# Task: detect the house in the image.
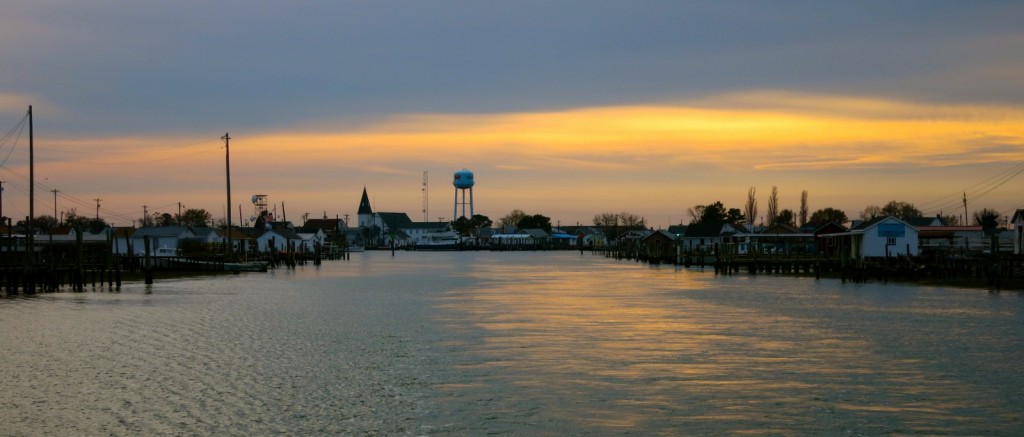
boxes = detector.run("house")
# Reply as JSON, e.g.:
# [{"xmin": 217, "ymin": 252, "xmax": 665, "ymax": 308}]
[
  {"xmin": 255, "ymin": 228, "xmax": 302, "ymax": 253},
  {"xmin": 1012, "ymin": 209, "xmax": 1024, "ymax": 255},
  {"xmin": 678, "ymin": 222, "xmax": 724, "ymax": 253},
  {"xmin": 189, "ymin": 226, "xmax": 222, "ymax": 244},
  {"xmin": 741, "ymin": 223, "xmax": 815, "ymax": 255},
  {"xmin": 295, "ymin": 228, "xmax": 326, "ymax": 253},
  {"xmin": 827, "ymin": 216, "xmax": 919, "ymax": 258},
  {"xmin": 571, "ymin": 227, "xmax": 608, "ymax": 248},
  {"xmin": 917, "ymin": 225, "xmax": 985, "ymax": 253},
  {"xmin": 640, "ymin": 230, "xmax": 677, "ymax": 259},
  {"xmin": 130, "ymin": 226, "xmax": 197, "ymax": 256},
  {"xmin": 813, "ymin": 222, "xmax": 848, "ymax": 258}
]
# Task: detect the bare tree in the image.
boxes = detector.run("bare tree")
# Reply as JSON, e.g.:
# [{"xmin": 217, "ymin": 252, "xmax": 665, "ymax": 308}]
[
  {"xmin": 617, "ymin": 212, "xmax": 646, "ymax": 229},
  {"xmin": 799, "ymin": 190, "xmax": 809, "ymax": 227},
  {"xmin": 766, "ymin": 186, "xmax": 779, "ymax": 226},
  {"xmin": 744, "ymin": 187, "xmax": 758, "ymax": 225},
  {"xmin": 593, "ymin": 212, "xmax": 619, "ymax": 228},
  {"xmin": 687, "ymin": 205, "xmax": 706, "ymax": 224},
  {"xmin": 498, "ymin": 209, "xmax": 528, "ymax": 228},
  {"xmin": 859, "ymin": 205, "xmax": 883, "ymax": 221}
]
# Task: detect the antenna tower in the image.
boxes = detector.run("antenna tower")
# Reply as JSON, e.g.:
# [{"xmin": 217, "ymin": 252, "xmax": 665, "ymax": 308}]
[{"xmin": 422, "ymin": 171, "xmax": 429, "ymax": 222}]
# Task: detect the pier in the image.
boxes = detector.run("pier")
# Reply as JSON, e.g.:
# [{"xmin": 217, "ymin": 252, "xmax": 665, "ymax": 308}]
[{"xmin": 594, "ymin": 241, "xmax": 1024, "ymax": 290}]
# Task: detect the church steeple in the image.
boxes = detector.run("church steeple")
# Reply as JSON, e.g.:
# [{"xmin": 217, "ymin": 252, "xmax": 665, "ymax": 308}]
[
  {"xmin": 357, "ymin": 187, "xmax": 372, "ymax": 215},
  {"xmin": 357, "ymin": 187, "xmax": 374, "ymax": 228}
]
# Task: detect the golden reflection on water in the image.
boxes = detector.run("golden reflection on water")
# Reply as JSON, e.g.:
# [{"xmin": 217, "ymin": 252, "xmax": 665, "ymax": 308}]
[{"xmin": 433, "ymin": 255, "xmax": 1018, "ymax": 434}]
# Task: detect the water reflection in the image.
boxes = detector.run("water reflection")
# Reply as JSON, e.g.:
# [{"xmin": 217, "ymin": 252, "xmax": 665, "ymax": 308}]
[
  {"xmin": 0, "ymin": 251, "xmax": 1020, "ymax": 435},
  {"xmin": 433, "ymin": 252, "xmax": 1023, "ymax": 434}
]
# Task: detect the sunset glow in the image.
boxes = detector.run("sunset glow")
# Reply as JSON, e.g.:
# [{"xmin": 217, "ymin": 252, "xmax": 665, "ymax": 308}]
[{"xmin": 2, "ymin": 2, "xmax": 1022, "ymax": 227}]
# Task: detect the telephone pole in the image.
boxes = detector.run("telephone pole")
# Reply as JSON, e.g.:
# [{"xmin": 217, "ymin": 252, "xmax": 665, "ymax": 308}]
[
  {"xmin": 223, "ymin": 132, "xmax": 232, "ymax": 259},
  {"xmin": 51, "ymin": 189, "xmax": 58, "ymax": 221},
  {"xmin": 422, "ymin": 171, "xmax": 429, "ymax": 222},
  {"xmin": 94, "ymin": 198, "xmax": 102, "ymax": 220},
  {"xmin": 962, "ymin": 192, "xmax": 968, "ymax": 225}
]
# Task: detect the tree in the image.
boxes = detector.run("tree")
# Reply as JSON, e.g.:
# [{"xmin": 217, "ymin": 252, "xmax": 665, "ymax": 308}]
[
  {"xmin": 179, "ymin": 208, "xmax": 212, "ymax": 226},
  {"xmin": 18, "ymin": 215, "xmax": 59, "ymax": 232},
  {"xmin": 973, "ymin": 208, "xmax": 1001, "ymax": 230},
  {"xmin": 744, "ymin": 187, "xmax": 758, "ymax": 225},
  {"xmin": 617, "ymin": 212, "xmax": 646, "ymax": 229},
  {"xmin": 775, "ymin": 209, "xmax": 796, "ymax": 227},
  {"xmin": 687, "ymin": 204, "xmax": 705, "ymax": 224},
  {"xmin": 691, "ymin": 201, "xmax": 728, "ymax": 226},
  {"xmin": 881, "ymin": 201, "xmax": 922, "ymax": 221},
  {"xmin": 63, "ymin": 208, "xmax": 108, "ymax": 232},
  {"xmin": 726, "ymin": 208, "xmax": 744, "ymax": 225},
  {"xmin": 939, "ymin": 214, "xmax": 960, "ymax": 226},
  {"xmin": 62, "ymin": 208, "xmax": 90, "ymax": 229},
  {"xmin": 766, "ymin": 186, "xmax": 779, "ymax": 226},
  {"xmin": 808, "ymin": 207, "xmax": 849, "ymax": 227},
  {"xmin": 155, "ymin": 213, "xmax": 176, "ymax": 227},
  {"xmin": 593, "ymin": 212, "xmax": 619, "ymax": 228},
  {"xmin": 799, "ymin": 190, "xmax": 809, "ymax": 227},
  {"xmin": 498, "ymin": 209, "xmax": 528, "ymax": 229},
  {"xmin": 453, "ymin": 214, "xmax": 492, "ymax": 236},
  {"xmin": 859, "ymin": 205, "xmax": 883, "ymax": 221},
  {"xmin": 517, "ymin": 214, "xmax": 552, "ymax": 232}
]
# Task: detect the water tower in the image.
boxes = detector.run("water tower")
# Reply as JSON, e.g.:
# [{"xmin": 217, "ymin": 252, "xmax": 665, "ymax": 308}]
[{"xmin": 452, "ymin": 169, "xmax": 475, "ymax": 219}]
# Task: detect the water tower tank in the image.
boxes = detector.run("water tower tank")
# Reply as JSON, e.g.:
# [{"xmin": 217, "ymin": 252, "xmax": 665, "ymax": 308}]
[{"xmin": 453, "ymin": 169, "xmax": 475, "ymax": 189}]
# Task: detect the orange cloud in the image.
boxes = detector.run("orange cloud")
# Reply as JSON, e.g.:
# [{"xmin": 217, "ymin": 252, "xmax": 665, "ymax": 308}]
[{"xmin": 9, "ymin": 91, "xmax": 1024, "ymax": 225}]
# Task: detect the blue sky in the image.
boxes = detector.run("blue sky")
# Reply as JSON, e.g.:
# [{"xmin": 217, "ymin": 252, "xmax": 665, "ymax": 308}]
[{"xmin": 1, "ymin": 1, "xmax": 1023, "ymax": 227}]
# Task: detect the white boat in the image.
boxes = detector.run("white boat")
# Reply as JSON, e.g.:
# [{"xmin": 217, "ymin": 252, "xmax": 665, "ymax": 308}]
[{"xmin": 416, "ymin": 231, "xmax": 460, "ymax": 251}]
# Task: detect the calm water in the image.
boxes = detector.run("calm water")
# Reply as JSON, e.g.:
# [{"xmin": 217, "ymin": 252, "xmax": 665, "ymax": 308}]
[{"xmin": 1, "ymin": 251, "xmax": 1022, "ymax": 436}]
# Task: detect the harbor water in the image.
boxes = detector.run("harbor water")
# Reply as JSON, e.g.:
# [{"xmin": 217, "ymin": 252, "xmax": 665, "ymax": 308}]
[{"xmin": 1, "ymin": 251, "xmax": 1021, "ymax": 435}]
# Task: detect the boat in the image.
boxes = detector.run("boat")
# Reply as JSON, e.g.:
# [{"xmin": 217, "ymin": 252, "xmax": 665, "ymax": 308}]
[{"xmin": 416, "ymin": 230, "xmax": 460, "ymax": 251}]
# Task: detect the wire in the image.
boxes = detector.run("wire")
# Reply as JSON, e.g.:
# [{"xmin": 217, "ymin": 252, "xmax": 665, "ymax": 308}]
[{"xmin": 0, "ymin": 113, "xmax": 29, "ymax": 167}]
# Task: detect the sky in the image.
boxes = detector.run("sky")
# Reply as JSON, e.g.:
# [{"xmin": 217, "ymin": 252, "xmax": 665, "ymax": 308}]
[{"xmin": 1, "ymin": 1, "xmax": 1023, "ymax": 228}]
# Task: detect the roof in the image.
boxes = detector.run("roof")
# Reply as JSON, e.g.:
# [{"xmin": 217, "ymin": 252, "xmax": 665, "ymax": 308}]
[
  {"xmin": 683, "ymin": 222, "xmax": 723, "ymax": 238},
  {"xmin": 1012, "ymin": 209, "xmax": 1024, "ymax": 223},
  {"xmin": 376, "ymin": 212, "xmax": 414, "ymax": 228},
  {"xmin": 256, "ymin": 228, "xmax": 302, "ymax": 240},
  {"xmin": 304, "ymin": 218, "xmax": 344, "ymax": 231},
  {"xmin": 642, "ymin": 230, "xmax": 676, "ymax": 242},
  {"xmin": 666, "ymin": 224, "xmax": 688, "ymax": 236},
  {"xmin": 762, "ymin": 223, "xmax": 800, "ymax": 234},
  {"xmin": 518, "ymin": 228, "xmax": 550, "ymax": 238},
  {"xmin": 813, "ymin": 222, "xmax": 848, "ymax": 235},
  {"xmin": 357, "ymin": 187, "xmax": 373, "ymax": 215},
  {"xmin": 906, "ymin": 216, "xmax": 944, "ymax": 227},
  {"xmin": 842, "ymin": 216, "xmax": 918, "ymax": 236},
  {"xmin": 190, "ymin": 226, "xmax": 221, "ymax": 238},
  {"xmin": 132, "ymin": 226, "xmax": 194, "ymax": 238}
]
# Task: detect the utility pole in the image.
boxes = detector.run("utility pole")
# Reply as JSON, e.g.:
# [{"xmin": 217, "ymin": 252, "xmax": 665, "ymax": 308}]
[
  {"xmin": 27, "ymin": 105, "xmax": 34, "ymax": 289},
  {"xmin": 142, "ymin": 205, "xmax": 148, "ymax": 227},
  {"xmin": 177, "ymin": 202, "xmax": 183, "ymax": 223},
  {"xmin": 223, "ymin": 132, "xmax": 232, "ymax": 260},
  {"xmin": 963, "ymin": 192, "xmax": 968, "ymax": 226},
  {"xmin": 95, "ymin": 198, "xmax": 102, "ymax": 220},
  {"xmin": 422, "ymin": 171, "xmax": 429, "ymax": 222},
  {"xmin": 0, "ymin": 181, "xmax": 4, "ymax": 226},
  {"xmin": 51, "ymin": 189, "xmax": 58, "ymax": 221}
]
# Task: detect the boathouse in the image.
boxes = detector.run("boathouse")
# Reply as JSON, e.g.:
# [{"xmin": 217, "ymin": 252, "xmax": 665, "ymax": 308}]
[
  {"xmin": 822, "ymin": 216, "xmax": 919, "ymax": 258},
  {"xmin": 129, "ymin": 226, "xmax": 197, "ymax": 256},
  {"xmin": 1012, "ymin": 209, "xmax": 1024, "ymax": 255}
]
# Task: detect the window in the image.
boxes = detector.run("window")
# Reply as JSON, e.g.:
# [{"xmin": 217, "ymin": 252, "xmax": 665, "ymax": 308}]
[{"xmin": 886, "ymin": 237, "xmax": 897, "ymax": 245}]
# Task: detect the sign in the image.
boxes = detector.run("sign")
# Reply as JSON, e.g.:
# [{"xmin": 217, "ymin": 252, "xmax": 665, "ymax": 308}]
[{"xmin": 877, "ymin": 223, "xmax": 905, "ymax": 238}]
